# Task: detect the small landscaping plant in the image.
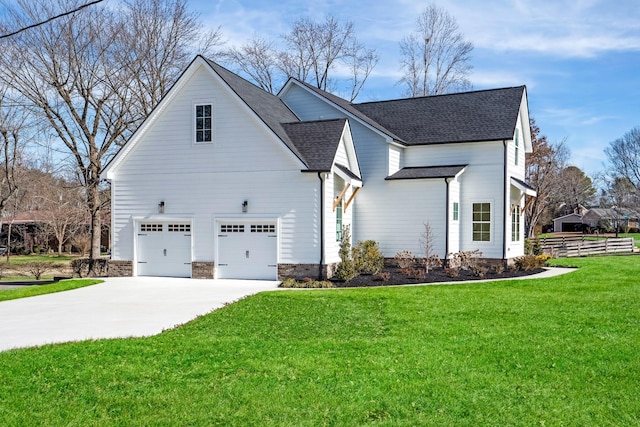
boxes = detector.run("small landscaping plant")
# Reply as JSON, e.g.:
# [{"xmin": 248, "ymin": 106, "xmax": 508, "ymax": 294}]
[
  {"xmin": 70, "ymin": 258, "xmax": 109, "ymax": 277},
  {"xmin": 334, "ymin": 225, "xmax": 357, "ymax": 281},
  {"xmin": 279, "ymin": 278, "xmax": 334, "ymax": 288},
  {"xmin": 448, "ymin": 249, "xmax": 483, "ymax": 270},
  {"xmin": 20, "ymin": 261, "xmax": 65, "ymax": 280},
  {"xmin": 352, "ymin": 240, "xmax": 384, "ymax": 275},
  {"xmin": 375, "ymin": 271, "xmax": 391, "ymax": 282},
  {"xmin": 514, "ymin": 254, "xmax": 551, "ymax": 271},
  {"xmin": 419, "ymin": 222, "xmax": 441, "ymax": 274},
  {"xmin": 394, "ymin": 250, "xmax": 416, "ymax": 275}
]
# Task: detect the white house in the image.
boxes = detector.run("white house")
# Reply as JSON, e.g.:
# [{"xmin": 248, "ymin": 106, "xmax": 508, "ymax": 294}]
[{"xmin": 103, "ymin": 56, "xmax": 535, "ymax": 280}]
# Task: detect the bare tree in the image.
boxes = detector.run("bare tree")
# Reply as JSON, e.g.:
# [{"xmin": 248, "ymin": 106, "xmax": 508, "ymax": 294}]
[
  {"xmin": 224, "ymin": 16, "xmax": 377, "ymax": 100},
  {"xmin": 0, "ymin": 87, "xmax": 24, "ymax": 223},
  {"xmin": 605, "ymin": 126, "xmax": 640, "ymax": 195},
  {"xmin": 419, "ymin": 222, "xmax": 441, "ymax": 274},
  {"xmin": 117, "ymin": 0, "xmax": 224, "ymax": 117},
  {"xmin": 38, "ymin": 178, "xmax": 86, "ymax": 255},
  {"xmin": 398, "ymin": 4, "xmax": 473, "ymax": 97},
  {"xmin": 524, "ymin": 118, "xmax": 569, "ymax": 236},
  {"xmin": 279, "ymin": 16, "xmax": 378, "ymax": 101},
  {"xmin": 223, "ymin": 36, "xmax": 281, "ymax": 94},
  {"xmin": 555, "ymin": 166, "xmax": 596, "ymax": 216},
  {"xmin": 0, "ymin": 0, "xmax": 223, "ymax": 272}
]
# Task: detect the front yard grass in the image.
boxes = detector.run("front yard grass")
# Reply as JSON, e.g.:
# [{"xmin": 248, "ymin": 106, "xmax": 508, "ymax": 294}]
[
  {"xmin": 0, "ymin": 279, "xmax": 103, "ymax": 302},
  {"xmin": 0, "ymin": 256, "xmax": 638, "ymax": 425}
]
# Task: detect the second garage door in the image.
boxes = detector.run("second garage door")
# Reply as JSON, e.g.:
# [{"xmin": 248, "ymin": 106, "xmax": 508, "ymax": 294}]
[{"xmin": 217, "ymin": 222, "xmax": 277, "ymax": 280}]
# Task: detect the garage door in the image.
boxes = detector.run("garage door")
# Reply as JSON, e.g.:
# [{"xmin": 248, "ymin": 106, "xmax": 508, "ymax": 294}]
[
  {"xmin": 217, "ymin": 222, "xmax": 277, "ymax": 280},
  {"xmin": 137, "ymin": 222, "xmax": 192, "ymax": 277}
]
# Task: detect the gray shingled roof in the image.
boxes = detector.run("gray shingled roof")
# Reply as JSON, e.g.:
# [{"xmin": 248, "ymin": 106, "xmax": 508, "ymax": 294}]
[
  {"xmin": 281, "ymin": 119, "xmax": 347, "ymax": 171},
  {"xmin": 353, "ymin": 87, "xmax": 526, "ymax": 145},
  {"xmin": 203, "ymin": 58, "xmax": 308, "ymax": 166},
  {"xmin": 293, "ymin": 80, "xmax": 406, "ymax": 143},
  {"xmin": 335, "ymin": 163, "xmax": 361, "ymax": 181},
  {"xmin": 386, "ymin": 165, "xmax": 467, "ymax": 180},
  {"xmin": 585, "ymin": 208, "xmax": 640, "ymax": 219}
]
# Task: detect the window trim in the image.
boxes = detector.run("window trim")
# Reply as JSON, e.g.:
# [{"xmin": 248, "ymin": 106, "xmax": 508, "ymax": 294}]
[
  {"xmin": 511, "ymin": 204, "xmax": 521, "ymax": 242},
  {"xmin": 514, "ymin": 128, "xmax": 520, "ymax": 166},
  {"xmin": 472, "ymin": 202, "xmax": 492, "ymax": 243},
  {"xmin": 193, "ymin": 101, "xmax": 214, "ymax": 144},
  {"xmin": 336, "ymin": 200, "xmax": 343, "ymax": 242}
]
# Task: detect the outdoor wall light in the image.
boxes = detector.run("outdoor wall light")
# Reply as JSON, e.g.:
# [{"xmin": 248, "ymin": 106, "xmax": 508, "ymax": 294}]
[
  {"xmin": 242, "ymin": 200, "xmax": 248, "ymax": 213},
  {"xmin": 158, "ymin": 201, "xmax": 165, "ymax": 214}
]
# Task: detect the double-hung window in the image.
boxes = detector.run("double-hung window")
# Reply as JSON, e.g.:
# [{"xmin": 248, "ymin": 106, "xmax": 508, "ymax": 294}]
[
  {"xmin": 195, "ymin": 104, "xmax": 212, "ymax": 143},
  {"xmin": 472, "ymin": 203, "xmax": 491, "ymax": 242}
]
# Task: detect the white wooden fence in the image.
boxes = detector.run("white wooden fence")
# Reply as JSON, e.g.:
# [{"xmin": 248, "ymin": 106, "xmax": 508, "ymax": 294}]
[{"xmin": 540, "ymin": 236, "xmax": 635, "ymax": 257}]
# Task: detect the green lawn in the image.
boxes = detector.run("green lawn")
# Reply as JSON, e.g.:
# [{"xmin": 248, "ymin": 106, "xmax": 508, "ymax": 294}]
[
  {"xmin": 0, "ymin": 257, "xmax": 638, "ymax": 425},
  {"xmin": 0, "ymin": 279, "xmax": 102, "ymax": 302},
  {"xmin": 3, "ymin": 254, "xmax": 76, "ymax": 264}
]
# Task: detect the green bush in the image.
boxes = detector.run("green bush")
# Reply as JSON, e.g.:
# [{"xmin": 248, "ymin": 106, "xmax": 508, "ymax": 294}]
[
  {"xmin": 524, "ymin": 238, "xmax": 542, "ymax": 256},
  {"xmin": 334, "ymin": 225, "xmax": 357, "ymax": 281},
  {"xmin": 514, "ymin": 254, "xmax": 551, "ymax": 271},
  {"xmin": 353, "ymin": 240, "xmax": 384, "ymax": 275},
  {"xmin": 279, "ymin": 278, "xmax": 334, "ymax": 288}
]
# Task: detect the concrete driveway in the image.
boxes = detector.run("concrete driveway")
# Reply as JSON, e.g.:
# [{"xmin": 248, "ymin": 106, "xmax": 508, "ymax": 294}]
[{"xmin": 0, "ymin": 277, "xmax": 279, "ymax": 352}]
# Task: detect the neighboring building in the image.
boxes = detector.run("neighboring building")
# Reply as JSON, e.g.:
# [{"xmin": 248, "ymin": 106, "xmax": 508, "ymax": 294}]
[
  {"xmin": 103, "ymin": 56, "xmax": 535, "ymax": 279},
  {"xmin": 553, "ymin": 213, "xmax": 584, "ymax": 233},
  {"xmin": 582, "ymin": 208, "xmax": 640, "ymax": 231}
]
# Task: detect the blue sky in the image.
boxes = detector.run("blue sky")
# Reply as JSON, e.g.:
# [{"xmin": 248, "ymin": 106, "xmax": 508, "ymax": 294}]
[{"xmin": 191, "ymin": 0, "xmax": 639, "ymax": 176}]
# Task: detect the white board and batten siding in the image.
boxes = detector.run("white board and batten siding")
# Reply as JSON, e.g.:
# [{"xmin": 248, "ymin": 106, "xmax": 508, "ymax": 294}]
[{"xmin": 109, "ymin": 63, "xmax": 322, "ymax": 278}]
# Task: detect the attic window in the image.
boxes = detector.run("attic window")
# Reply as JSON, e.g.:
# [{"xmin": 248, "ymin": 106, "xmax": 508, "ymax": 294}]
[{"xmin": 195, "ymin": 104, "xmax": 212, "ymax": 143}]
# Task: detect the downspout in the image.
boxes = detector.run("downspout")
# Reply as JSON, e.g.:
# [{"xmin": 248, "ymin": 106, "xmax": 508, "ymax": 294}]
[
  {"xmin": 444, "ymin": 177, "xmax": 450, "ymax": 265},
  {"xmin": 502, "ymin": 140, "xmax": 508, "ymax": 260},
  {"xmin": 317, "ymin": 172, "xmax": 324, "ymax": 280}
]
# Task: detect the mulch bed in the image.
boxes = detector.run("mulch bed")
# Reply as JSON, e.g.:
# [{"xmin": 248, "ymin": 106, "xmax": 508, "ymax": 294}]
[{"xmin": 331, "ymin": 267, "xmax": 545, "ymax": 287}]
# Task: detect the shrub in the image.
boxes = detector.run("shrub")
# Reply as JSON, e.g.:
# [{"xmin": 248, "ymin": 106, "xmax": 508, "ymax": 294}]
[
  {"xmin": 444, "ymin": 267, "xmax": 459, "ymax": 278},
  {"xmin": 410, "ymin": 268, "xmax": 426, "ymax": 280},
  {"xmin": 448, "ymin": 250, "xmax": 483, "ymax": 270},
  {"xmin": 20, "ymin": 262, "xmax": 64, "ymax": 280},
  {"xmin": 279, "ymin": 278, "xmax": 334, "ymax": 288},
  {"xmin": 491, "ymin": 263, "xmax": 505, "ymax": 275},
  {"xmin": 514, "ymin": 254, "xmax": 551, "ymax": 271},
  {"xmin": 470, "ymin": 264, "xmax": 488, "ymax": 278},
  {"xmin": 394, "ymin": 250, "xmax": 416, "ymax": 275},
  {"xmin": 421, "ymin": 254, "xmax": 442, "ymax": 274},
  {"xmin": 70, "ymin": 258, "xmax": 109, "ymax": 278},
  {"xmin": 524, "ymin": 238, "xmax": 542, "ymax": 256},
  {"xmin": 334, "ymin": 225, "xmax": 357, "ymax": 281},
  {"xmin": 375, "ymin": 271, "xmax": 391, "ymax": 282},
  {"xmin": 353, "ymin": 240, "xmax": 384, "ymax": 275}
]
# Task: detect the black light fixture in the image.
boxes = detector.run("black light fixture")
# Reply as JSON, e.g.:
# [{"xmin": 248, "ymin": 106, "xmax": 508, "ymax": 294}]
[
  {"xmin": 242, "ymin": 200, "xmax": 248, "ymax": 213},
  {"xmin": 158, "ymin": 201, "xmax": 165, "ymax": 214}
]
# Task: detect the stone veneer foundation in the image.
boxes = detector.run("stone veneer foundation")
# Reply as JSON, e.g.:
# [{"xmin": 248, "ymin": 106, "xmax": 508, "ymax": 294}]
[
  {"xmin": 107, "ymin": 260, "xmax": 133, "ymax": 277},
  {"xmin": 192, "ymin": 262, "xmax": 215, "ymax": 279},
  {"xmin": 278, "ymin": 263, "xmax": 339, "ymax": 281}
]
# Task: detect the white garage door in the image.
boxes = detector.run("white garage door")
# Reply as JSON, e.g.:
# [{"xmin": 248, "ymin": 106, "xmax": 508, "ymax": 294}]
[
  {"xmin": 217, "ymin": 222, "xmax": 277, "ymax": 280},
  {"xmin": 137, "ymin": 222, "xmax": 192, "ymax": 277}
]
